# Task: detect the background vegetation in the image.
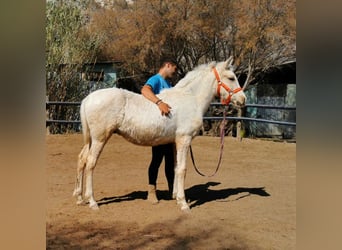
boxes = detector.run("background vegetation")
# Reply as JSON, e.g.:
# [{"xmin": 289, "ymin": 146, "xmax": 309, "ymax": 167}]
[{"xmin": 46, "ymin": 0, "xmax": 295, "ymax": 133}]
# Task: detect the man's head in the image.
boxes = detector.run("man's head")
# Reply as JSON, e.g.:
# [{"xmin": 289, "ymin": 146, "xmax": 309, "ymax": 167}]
[
  {"xmin": 159, "ymin": 57, "xmax": 178, "ymax": 68},
  {"xmin": 159, "ymin": 57, "xmax": 178, "ymax": 79}
]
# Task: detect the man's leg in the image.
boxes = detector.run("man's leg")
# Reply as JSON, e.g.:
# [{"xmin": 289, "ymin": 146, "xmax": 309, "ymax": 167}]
[
  {"xmin": 164, "ymin": 143, "xmax": 175, "ymax": 198},
  {"xmin": 147, "ymin": 145, "xmax": 164, "ymax": 204}
]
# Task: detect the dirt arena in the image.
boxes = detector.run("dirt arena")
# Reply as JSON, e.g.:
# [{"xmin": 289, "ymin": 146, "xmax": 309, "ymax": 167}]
[{"xmin": 46, "ymin": 134, "xmax": 296, "ymax": 249}]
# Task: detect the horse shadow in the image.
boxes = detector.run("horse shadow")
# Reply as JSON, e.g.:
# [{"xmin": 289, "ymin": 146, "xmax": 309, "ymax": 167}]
[
  {"xmin": 97, "ymin": 182, "xmax": 270, "ymax": 208},
  {"xmin": 97, "ymin": 191, "xmax": 147, "ymax": 206},
  {"xmin": 183, "ymin": 182, "xmax": 270, "ymax": 209}
]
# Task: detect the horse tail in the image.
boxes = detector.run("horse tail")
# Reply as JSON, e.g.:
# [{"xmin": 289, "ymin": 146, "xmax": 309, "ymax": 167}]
[{"xmin": 80, "ymin": 99, "xmax": 91, "ymax": 148}]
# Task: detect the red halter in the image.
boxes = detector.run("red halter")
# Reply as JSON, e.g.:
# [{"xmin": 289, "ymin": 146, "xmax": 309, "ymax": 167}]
[{"xmin": 212, "ymin": 67, "xmax": 242, "ymax": 105}]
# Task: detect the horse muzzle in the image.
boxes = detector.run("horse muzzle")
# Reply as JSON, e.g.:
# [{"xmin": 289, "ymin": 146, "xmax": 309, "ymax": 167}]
[
  {"xmin": 220, "ymin": 88, "xmax": 246, "ymax": 108},
  {"xmin": 230, "ymin": 91, "xmax": 246, "ymax": 108}
]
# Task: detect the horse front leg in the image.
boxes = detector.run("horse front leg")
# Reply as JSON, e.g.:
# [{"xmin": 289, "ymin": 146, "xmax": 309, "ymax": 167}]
[
  {"xmin": 172, "ymin": 143, "xmax": 178, "ymax": 200},
  {"xmin": 172, "ymin": 174, "xmax": 177, "ymax": 200},
  {"xmin": 175, "ymin": 136, "xmax": 192, "ymax": 212}
]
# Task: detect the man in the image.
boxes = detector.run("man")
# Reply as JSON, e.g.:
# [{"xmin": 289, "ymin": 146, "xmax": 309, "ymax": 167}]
[{"xmin": 141, "ymin": 57, "xmax": 178, "ymax": 204}]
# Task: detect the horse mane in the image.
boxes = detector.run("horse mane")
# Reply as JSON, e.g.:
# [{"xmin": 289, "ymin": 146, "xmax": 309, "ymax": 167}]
[{"xmin": 174, "ymin": 61, "xmax": 217, "ymax": 89}]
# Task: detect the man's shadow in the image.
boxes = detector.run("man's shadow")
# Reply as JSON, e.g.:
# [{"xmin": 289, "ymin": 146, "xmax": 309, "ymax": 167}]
[{"xmin": 97, "ymin": 182, "xmax": 270, "ymax": 208}]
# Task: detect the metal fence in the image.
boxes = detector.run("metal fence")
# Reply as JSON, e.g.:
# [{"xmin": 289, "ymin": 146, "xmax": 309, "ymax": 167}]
[{"xmin": 46, "ymin": 101, "xmax": 296, "ymax": 126}]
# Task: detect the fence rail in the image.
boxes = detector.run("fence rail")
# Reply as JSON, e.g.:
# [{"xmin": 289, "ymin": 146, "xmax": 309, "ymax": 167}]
[
  {"xmin": 211, "ymin": 102, "xmax": 296, "ymax": 110},
  {"xmin": 46, "ymin": 102, "xmax": 296, "ymax": 126},
  {"xmin": 46, "ymin": 101, "xmax": 297, "ymax": 110},
  {"xmin": 46, "ymin": 101, "xmax": 81, "ymax": 106}
]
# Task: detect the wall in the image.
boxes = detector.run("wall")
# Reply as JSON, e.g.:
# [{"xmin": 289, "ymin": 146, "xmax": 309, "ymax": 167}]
[{"xmin": 244, "ymin": 61, "xmax": 296, "ymax": 139}]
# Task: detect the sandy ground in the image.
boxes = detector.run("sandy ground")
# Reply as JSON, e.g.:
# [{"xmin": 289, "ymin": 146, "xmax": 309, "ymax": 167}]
[{"xmin": 46, "ymin": 134, "xmax": 296, "ymax": 249}]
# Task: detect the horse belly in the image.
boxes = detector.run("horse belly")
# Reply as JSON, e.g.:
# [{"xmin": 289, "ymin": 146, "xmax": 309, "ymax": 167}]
[
  {"xmin": 117, "ymin": 118, "xmax": 176, "ymax": 146},
  {"xmin": 119, "ymin": 132, "xmax": 174, "ymax": 146}
]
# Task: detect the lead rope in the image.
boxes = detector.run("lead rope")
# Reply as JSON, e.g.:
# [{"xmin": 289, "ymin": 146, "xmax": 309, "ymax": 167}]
[{"xmin": 190, "ymin": 107, "xmax": 226, "ymax": 177}]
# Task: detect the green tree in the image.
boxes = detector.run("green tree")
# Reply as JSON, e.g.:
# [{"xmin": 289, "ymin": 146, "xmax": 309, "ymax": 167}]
[{"xmin": 46, "ymin": 0, "xmax": 102, "ymax": 133}]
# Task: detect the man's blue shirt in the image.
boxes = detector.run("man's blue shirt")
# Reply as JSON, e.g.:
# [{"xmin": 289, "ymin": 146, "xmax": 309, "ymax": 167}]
[{"xmin": 145, "ymin": 74, "xmax": 172, "ymax": 94}]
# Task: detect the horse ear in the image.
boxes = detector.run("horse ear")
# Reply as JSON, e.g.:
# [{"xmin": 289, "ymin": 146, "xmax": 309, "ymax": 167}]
[{"xmin": 224, "ymin": 56, "xmax": 234, "ymax": 69}]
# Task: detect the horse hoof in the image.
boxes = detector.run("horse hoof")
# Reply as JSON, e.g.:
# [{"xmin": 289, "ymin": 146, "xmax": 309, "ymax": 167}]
[
  {"xmin": 90, "ymin": 205, "xmax": 99, "ymax": 210},
  {"xmin": 76, "ymin": 200, "xmax": 86, "ymax": 205},
  {"xmin": 89, "ymin": 202, "xmax": 99, "ymax": 210},
  {"xmin": 181, "ymin": 206, "xmax": 191, "ymax": 213},
  {"xmin": 72, "ymin": 189, "xmax": 80, "ymax": 197},
  {"xmin": 177, "ymin": 200, "xmax": 190, "ymax": 212}
]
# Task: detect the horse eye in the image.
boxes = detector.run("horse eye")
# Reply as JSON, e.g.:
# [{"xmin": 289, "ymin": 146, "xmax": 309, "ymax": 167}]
[{"xmin": 228, "ymin": 77, "xmax": 235, "ymax": 81}]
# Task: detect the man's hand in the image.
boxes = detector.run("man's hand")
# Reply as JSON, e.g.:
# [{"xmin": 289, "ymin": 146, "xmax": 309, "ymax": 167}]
[
  {"xmin": 157, "ymin": 101, "xmax": 172, "ymax": 116},
  {"xmin": 141, "ymin": 85, "xmax": 172, "ymax": 116}
]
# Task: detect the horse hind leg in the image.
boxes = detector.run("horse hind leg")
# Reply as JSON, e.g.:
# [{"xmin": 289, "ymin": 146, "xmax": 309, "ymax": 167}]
[
  {"xmin": 73, "ymin": 144, "xmax": 89, "ymax": 205},
  {"xmin": 84, "ymin": 139, "xmax": 106, "ymax": 210}
]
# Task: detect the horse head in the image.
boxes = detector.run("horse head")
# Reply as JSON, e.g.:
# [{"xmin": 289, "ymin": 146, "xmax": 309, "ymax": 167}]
[{"xmin": 212, "ymin": 57, "xmax": 246, "ymax": 107}]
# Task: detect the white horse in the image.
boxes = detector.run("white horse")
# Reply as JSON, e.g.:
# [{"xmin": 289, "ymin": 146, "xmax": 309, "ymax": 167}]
[{"xmin": 73, "ymin": 58, "xmax": 246, "ymax": 211}]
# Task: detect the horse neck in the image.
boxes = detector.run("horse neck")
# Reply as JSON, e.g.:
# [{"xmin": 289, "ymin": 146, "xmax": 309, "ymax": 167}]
[{"xmin": 175, "ymin": 70, "xmax": 216, "ymax": 114}]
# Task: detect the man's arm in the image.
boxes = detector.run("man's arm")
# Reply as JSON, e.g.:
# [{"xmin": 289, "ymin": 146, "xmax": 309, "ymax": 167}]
[
  {"xmin": 141, "ymin": 85, "xmax": 171, "ymax": 116},
  {"xmin": 141, "ymin": 85, "xmax": 161, "ymax": 104}
]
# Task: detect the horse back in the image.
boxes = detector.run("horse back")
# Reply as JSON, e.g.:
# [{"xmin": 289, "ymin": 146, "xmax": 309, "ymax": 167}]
[{"xmin": 82, "ymin": 88, "xmax": 203, "ymax": 146}]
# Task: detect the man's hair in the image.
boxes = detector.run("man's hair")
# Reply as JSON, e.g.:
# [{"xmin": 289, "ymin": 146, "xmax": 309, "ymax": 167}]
[{"xmin": 159, "ymin": 57, "xmax": 177, "ymax": 68}]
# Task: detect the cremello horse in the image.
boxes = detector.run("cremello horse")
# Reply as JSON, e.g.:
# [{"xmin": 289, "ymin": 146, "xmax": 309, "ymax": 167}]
[{"xmin": 73, "ymin": 58, "xmax": 246, "ymax": 211}]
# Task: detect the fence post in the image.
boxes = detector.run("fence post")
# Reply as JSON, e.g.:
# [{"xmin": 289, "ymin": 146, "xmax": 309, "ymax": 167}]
[
  {"xmin": 236, "ymin": 108, "xmax": 242, "ymax": 141},
  {"xmin": 46, "ymin": 96, "xmax": 50, "ymax": 135}
]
